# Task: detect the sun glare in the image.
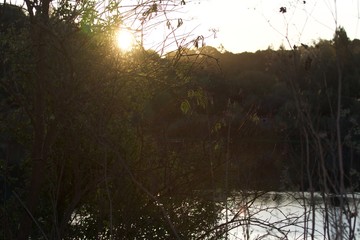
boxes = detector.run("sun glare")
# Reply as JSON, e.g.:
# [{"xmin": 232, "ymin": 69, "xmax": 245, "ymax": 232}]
[{"xmin": 116, "ymin": 29, "xmax": 135, "ymax": 52}]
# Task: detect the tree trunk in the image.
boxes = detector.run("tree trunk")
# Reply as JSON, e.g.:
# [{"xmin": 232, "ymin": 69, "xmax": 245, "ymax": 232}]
[{"xmin": 17, "ymin": 3, "xmax": 51, "ymax": 237}]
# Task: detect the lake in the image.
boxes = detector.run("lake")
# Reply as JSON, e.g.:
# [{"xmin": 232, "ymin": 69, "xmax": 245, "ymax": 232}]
[{"xmin": 218, "ymin": 191, "xmax": 360, "ymax": 239}]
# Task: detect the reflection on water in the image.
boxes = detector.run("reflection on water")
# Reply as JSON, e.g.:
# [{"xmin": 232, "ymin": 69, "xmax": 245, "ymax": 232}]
[{"xmin": 219, "ymin": 191, "xmax": 360, "ymax": 239}]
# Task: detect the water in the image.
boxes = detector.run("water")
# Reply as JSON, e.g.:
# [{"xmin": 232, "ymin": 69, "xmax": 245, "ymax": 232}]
[{"xmin": 219, "ymin": 191, "xmax": 360, "ymax": 239}]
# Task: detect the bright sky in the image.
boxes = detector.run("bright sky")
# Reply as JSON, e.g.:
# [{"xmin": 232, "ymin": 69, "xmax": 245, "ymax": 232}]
[
  {"xmin": 10, "ymin": 0, "xmax": 360, "ymax": 54},
  {"xmin": 179, "ymin": 0, "xmax": 360, "ymax": 53}
]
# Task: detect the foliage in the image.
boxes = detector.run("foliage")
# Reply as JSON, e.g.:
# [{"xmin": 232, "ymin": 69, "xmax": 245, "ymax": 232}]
[{"xmin": 2, "ymin": 1, "xmax": 360, "ymax": 238}]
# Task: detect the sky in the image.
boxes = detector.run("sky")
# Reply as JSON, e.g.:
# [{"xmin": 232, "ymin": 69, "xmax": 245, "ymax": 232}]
[
  {"xmin": 9, "ymin": 0, "xmax": 360, "ymax": 54},
  {"xmin": 178, "ymin": 0, "xmax": 360, "ymax": 53}
]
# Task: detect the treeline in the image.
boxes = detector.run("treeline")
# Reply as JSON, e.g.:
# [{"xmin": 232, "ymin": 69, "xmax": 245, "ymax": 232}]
[
  {"xmin": 1, "ymin": 2, "xmax": 360, "ymax": 239},
  {"xmin": 162, "ymin": 31, "xmax": 360, "ymax": 192}
]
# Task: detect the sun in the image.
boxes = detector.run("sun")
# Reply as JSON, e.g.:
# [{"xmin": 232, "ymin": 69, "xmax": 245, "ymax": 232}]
[{"xmin": 116, "ymin": 29, "xmax": 135, "ymax": 52}]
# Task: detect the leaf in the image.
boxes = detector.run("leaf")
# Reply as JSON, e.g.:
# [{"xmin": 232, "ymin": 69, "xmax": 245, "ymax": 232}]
[
  {"xmin": 188, "ymin": 90, "xmax": 195, "ymax": 98},
  {"xmin": 194, "ymin": 35, "xmax": 204, "ymax": 49},
  {"xmin": 180, "ymin": 100, "xmax": 191, "ymax": 114},
  {"xmin": 214, "ymin": 121, "xmax": 223, "ymax": 132},
  {"xmin": 177, "ymin": 18, "xmax": 183, "ymax": 28},
  {"xmin": 279, "ymin": 7, "xmax": 286, "ymax": 13}
]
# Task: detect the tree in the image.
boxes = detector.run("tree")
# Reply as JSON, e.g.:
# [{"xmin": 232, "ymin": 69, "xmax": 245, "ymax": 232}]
[
  {"xmin": 271, "ymin": 26, "xmax": 360, "ymax": 238},
  {"xmin": 1, "ymin": 0, "xmax": 224, "ymax": 239}
]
